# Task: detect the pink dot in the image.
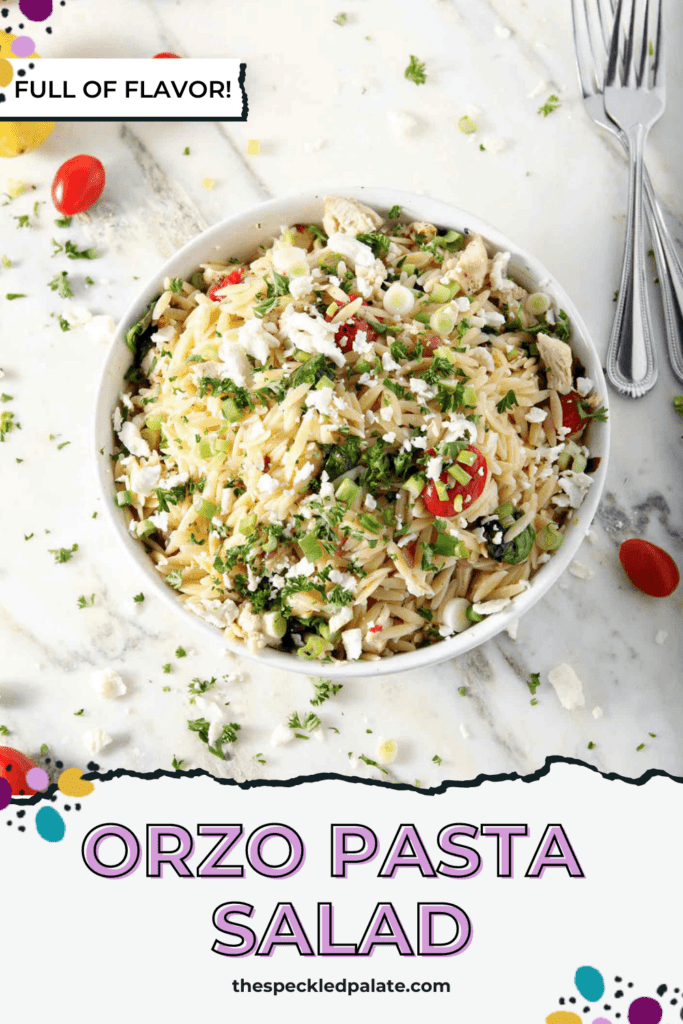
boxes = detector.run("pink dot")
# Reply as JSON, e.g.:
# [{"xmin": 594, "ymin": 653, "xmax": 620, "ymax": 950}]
[
  {"xmin": 0, "ymin": 777, "xmax": 11, "ymax": 810},
  {"xmin": 592, "ymin": 1019, "xmax": 612, "ymax": 1024},
  {"xmin": 628, "ymin": 998, "xmax": 662, "ymax": 1024},
  {"xmin": 11, "ymin": 36, "xmax": 36, "ymax": 58},
  {"xmin": 26, "ymin": 767, "xmax": 49, "ymax": 791}
]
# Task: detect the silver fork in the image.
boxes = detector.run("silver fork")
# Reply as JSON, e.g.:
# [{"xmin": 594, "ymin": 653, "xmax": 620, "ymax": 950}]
[
  {"xmin": 602, "ymin": 0, "xmax": 665, "ymax": 395},
  {"xmin": 572, "ymin": 0, "xmax": 683, "ymax": 392}
]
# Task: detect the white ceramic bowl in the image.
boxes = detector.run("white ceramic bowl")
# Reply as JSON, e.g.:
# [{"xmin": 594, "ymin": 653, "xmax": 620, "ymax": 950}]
[{"xmin": 95, "ymin": 187, "xmax": 610, "ymax": 678}]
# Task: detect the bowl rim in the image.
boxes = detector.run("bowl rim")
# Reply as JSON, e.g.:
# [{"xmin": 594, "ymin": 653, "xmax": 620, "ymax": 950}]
[{"xmin": 93, "ymin": 185, "xmax": 611, "ymax": 679}]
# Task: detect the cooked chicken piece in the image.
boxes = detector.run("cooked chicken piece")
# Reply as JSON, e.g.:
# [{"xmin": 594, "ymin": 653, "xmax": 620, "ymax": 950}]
[
  {"xmin": 451, "ymin": 234, "xmax": 488, "ymax": 293},
  {"xmin": 322, "ymin": 195, "xmax": 384, "ymax": 237},
  {"xmin": 537, "ymin": 332, "xmax": 573, "ymax": 394},
  {"xmin": 407, "ymin": 220, "xmax": 437, "ymax": 240},
  {"xmin": 488, "ymin": 250, "xmax": 526, "ymax": 304}
]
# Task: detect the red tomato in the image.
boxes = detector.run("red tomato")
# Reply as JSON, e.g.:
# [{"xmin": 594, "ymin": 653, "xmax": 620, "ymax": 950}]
[
  {"xmin": 52, "ymin": 155, "xmax": 106, "ymax": 216},
  {"xmin": 0, "ymin": 747, "xmax": 39, "ymax": 797},
  {"xmin": 334, "ymin": 316, "xmax": 379, "ymax": 354},
  {"xmin": 422, "ymin": 445, "xmax": 487, "ymax": 518},
  {"xmin": 153, "ymin": 52, "xmax": 181, "ymax": 58},
  {"xmin": 560, "ymin": 392, "xmax": 586, "ymax": 434},
  {"xmin": 208, "ymin": 267, "xmax": 245, "ymax": 301},
  {"xmin": 619, "ymin": 539, "xmax": 680, "ymax": 598}
]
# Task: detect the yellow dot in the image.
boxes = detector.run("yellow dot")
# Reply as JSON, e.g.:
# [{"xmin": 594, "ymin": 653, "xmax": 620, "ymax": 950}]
[
  {"xmin": 546, "ymin": 1013, "xmax": 582, "ymax": 1024},
  {"xmin": 0, "ymin": 58, "xmax": 14, "ymax": 88},
  {"xmin": 58, "ymin": 767, "xmax": 95, "ymax": 797}
]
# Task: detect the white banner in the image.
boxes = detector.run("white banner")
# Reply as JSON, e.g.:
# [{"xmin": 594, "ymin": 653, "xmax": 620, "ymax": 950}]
[
  {"xmin": 2, "ymin": 761, "xmax": 682, "ymax": 1022},
  {"xmin": 0, "ymin": 58, "xmax": 247, "ymax": 120}
]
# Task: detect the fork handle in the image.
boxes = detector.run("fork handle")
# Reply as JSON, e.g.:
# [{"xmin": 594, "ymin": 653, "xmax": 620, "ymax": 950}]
[
  {"xmin": 607, "ymin": 124, "xmax": 658, "ymax": 397},
  {"xmin": 644, "ymin": 172, "xmax": 683, "ymax": 384}
]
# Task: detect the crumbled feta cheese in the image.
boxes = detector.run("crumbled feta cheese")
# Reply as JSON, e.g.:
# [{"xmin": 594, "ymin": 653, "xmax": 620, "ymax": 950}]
[
  {"xmin": 525, "ymin": 407, "xmax": 548, "ymax": 423},
  {"xmin": 341, "ymin": 627, "xmax": 362, "ymax": 660},
  {"xmin": 364, "ymin": 493, "xmax": 377, "ymax": 511},
  {"xmin": 355, "ymin": 258, "xmax": 388, "ymax": 299},
  {"xmin": 576, "ymin": 376, "xmax": 595, "ymax": 397},
  {"xmin": 459, "ymin": 723, "xmax": 470, "ymax": 740},
  {"xmin": 92, "ymin": 668, "xmax": 127, "ymax": 699},
  {"xmin": 231, "ymin": 318, "xmax": 279, "ymax": 365},
  {"xmin": 258, "ymin": 473, "xmax": 280, "ymax": 495},
  {"xmin": 381, "ymin": 350, "xmax": 401, "ymax": 372},
  {"xmin": 388, "ymin": 109, "xmax": 420, "ymax": 138},
  {"xmin": 592, "ymin": 706, "xmax": 604, "ymax": 720},
  {"xmin": 548, "ymin": 663, "xmax": 585, "ymax": 710},
  {"xmin": 286, "ymin": 557, "xmax": 316, "ymax": 578},
  {"xmin": 119, "ymin": 421, "xmax": 150, "ymax": 459},
  {"xmin": 149, "ymin": 510, "xmax": 169, "ymax": 532},
  {"xmin": 306, "ymin": 387, "xmax": 335, "ymax": 416},
  {"xmin": 382, "ymin": 431, "xmax": 396, "ymax": 444},
  {"xmin": 569, "ymin": 560, "xmax": 595, "ymax": 581},
  {"xmin": 490, "ymin": 251, "xmax": 515, "ymax": 293},
  {"xmin": 271, "ymin": 722, "xmax": 294, "ymax": 747},
  {"xmin": 82, "ymin": 728, "xmax": 113, "ymax": 756},
  {"xmin": 187, "ymin": 597, "xmax": 239, "ymax": 629},
  {"xmin": 380, "ymin": 405, "xmax": 393, "ymax": 422},
  {"xmin": 293, "ymin": 461, "xmax": 315, "ymax": 485},
  {"xmin": 483, "ymin": 137, "xmax": 507, "ymax": 154},
  {"xmin": 289, "ymin": 274, "xmax": 314, "ymax": 300},
  {"xmin": 555, "ymin": 470, "xmax": 593, "ymax": 509},
  {"xmin": 472, "ymin": 598, "xmax": 511, "ymax": 615},
  {"xmin": 426, "ymin": 455, "xmax": 443, "ymax": 481},
  {"xmin": 329, "ymin": 606, "xmax": 354, "ymax": 633},
  {"xmin": 130, "ymin": 463, "xmax": 161, "ymax": 498},
  {"xmin": 327, "ymin": 232, "xmax": 375, "ymax": 267},
  {"xmin": 328, "ymin": 568, "xmax": 357, "ymax": 592},
  {"xmin": 494, "ymin": 23, "xmax": 512, "ymax": 38},
  {"xmin": 281, "ymin": 306, "xmax": 345, "ymax": 367},
  {"xmin": 655, "ymin": 630, "xmax": 668, "ymax": 645},
  {"xmin": 218, "ymin": 341, "xmax": 253, "ymax": 386}
]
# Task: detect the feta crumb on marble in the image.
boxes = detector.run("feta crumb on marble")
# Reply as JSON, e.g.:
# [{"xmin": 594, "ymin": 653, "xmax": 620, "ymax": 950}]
[
  {"xmin": 459, "ymin": 723, "xmax": 470, "ymax": 740},
  {"xmin": 505, "ymin": 618, "xmax": 519, "ymax": 640},
  {"xmin": 569, "ymin": 560, "xmax": 595, "ymax": 581},
  {"xmin": 388, "ymin": 109, "xmax": 420, "ymax": 138},
  {"xmin": 270, "ymin": 723, "xmax": 294, "ymax": 747},
  {"xmin": 592, "ymin": 706, "xmax": 604, "ymax": 720},
  {"xmin": 82, "ymin": 728, "xmax": 113, "ymax": 756},
  {"xmin": 655, "ymin": 630, "xmax": 668, "ymax": 645},
  {"xmin": 92, "ymin": 668, "xmax": 127, "ymax": 700},
  {"xmin": 548, "ymin": 663, "xmax": 585, "ymax": 710}
]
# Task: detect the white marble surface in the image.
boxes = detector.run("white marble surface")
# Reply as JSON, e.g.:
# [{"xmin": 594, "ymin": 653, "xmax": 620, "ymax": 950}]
[{"xmin": 0, "ymin": 0, "xmax": 681, "ymax": 785}]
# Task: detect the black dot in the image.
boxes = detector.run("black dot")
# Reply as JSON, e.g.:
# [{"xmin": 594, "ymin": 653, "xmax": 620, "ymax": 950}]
[
  {"xmin": 615, "ymin": 991, "xmax": 624, "ymax": 999},
  {"xmin": 17, "ymin": 810, "xmax": 25, "ymax": 818},
  {"xmin": 6, "ymin": 819, "xmax": 11, "ymax": 826},
  {"xmin": 50, "ymin": 795, "xmax": 57, "ymax": 802},
  {"xmin": 659, "ymin": 986, "xmax": 669, "ymax": 996},
  {"xmin": 87, "ymin": 762, "xmax": 99, "ymax": 771},
  {"xmin": 627, "ymin": 982, "xmax": 633, "ymax": 988},
  {"xmin": 18, "ymin": 21, "xmax": 23, "ymax": 27},
  {"xmin": 18, "ymin": 789, "xmax": 24, "ymax": 795},
  {"xmin": 4, "ymin": 26, "xmax": 11, "ymax": 33},
  {"xmin": 672, "ymin": 1000, "xmax": 678, "ymax": 1006},
  {"xmin": 64, "ymin": 804, "xmax": 71, "ymax": 811},
  {"xmin": 1, "ymin": 9, "xmax": 7, "ymax": 16},
  {"xmin": 569, "ymin": 998, "xmax": 576, "ymax": 1004},
  {"xmin": 615, "ymin": 977, "xmax": 622, "ymax": 983},
  {"xmin": 616, "ymin": 1015, "xmax": 621, "ymax": 1020},
  {"xmin": 583, "ymin": 1009, "xmax": 589, "ymax": 1014},
  {"xmin": 29, "ymin": 62, "xmax": 34, "ymax": 68},
  {"xmin": 559, "ymin": 998, "xmax": 565, "ymax": 1006},
  {"xmin": 18, "ymin": 68, "xmax": 26, "ymax": 76},
  {"xmin": 18, "ymin": 826, "xmax": 25, "ymax": 832},
  {"xmin": 46, "ymin": 26, "xmax": 52, "ymax": 32},
  {"xmin": 56, "ymin": 760, "xmax": 63, "ymax": 768},
  {"xmin": 675, "ymin": 988, "xmax": 680, "ymax": 993},
  {"xmin": 604, "ymin": 1006, "xmax": 611, "ymax": 1011},
  {"xmin": 5, "ymin": 764, "xmax": 12, "ymax": 772},
  {"xmin": 75, "ymin": 803, "xmax": 81, "ymax": 811}
]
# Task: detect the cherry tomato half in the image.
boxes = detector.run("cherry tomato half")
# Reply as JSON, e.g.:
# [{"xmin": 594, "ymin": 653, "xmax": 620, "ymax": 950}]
[
  {"xmin": 51, "ymin": 154, "xmax": 106, "ymax": 216},
  {"xmin": 153, "ymin": 52, "xmax": 182, "ymax": 58},
  {"xmin": 208, "ymin": 267, "xmax": 245, "ymax": 301},
  {"xmin": 619, "ymin": 538, "xmax": 680, "ymax": 598},
  {"xmin": 334, "ymin": 315, "xmax": 379, "ymax": 354},
  {"xmin": 0, "ymin": 747, "xmax": 39, "ymax": 797},
  {"xmin": 422, "ymin": 445, "xmax": 488, "ymax": 517},
  {"xmin": 560, "ymin": 392, "xmax": 587, "ymax": 434}
]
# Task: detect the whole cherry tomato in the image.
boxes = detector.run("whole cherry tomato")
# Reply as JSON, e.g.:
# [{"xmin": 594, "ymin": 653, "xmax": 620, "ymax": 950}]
[
  {"xmin": 422, "ymin": 445, "xmax": 487, "ymax": 517},
  {"xmin": 560, "ymin": 392, "xmax": 587, "ymax": 434},
  {"xmin": 153, "ymin": 53, "xmax": 182, "ymax": 58},
  {"xmin": 208, "ymin": 267, "xmax": 245, "ymax": 301},
  {"xmin": 619, "ymin": 538, "xmax": 679, "ymax": 598},
  {"xmin": 52, "ymin": 154, "xmax": 106, "ymax": 216},
  {"xmin": 0, "ymin": 747, "xmax": 39, "ymax": 797}
]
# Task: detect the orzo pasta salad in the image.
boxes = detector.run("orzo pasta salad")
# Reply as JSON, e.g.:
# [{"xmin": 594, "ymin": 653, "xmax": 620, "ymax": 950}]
[{"xmin": 113, "ymin": 196, "xmax": 606, "ymax": 663}]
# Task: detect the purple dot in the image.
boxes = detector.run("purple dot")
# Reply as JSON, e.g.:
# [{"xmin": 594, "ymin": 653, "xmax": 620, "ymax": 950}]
[
  {"xmin": 0, "ymin": 777, "xmax": 11, "ymax": 810},
  {"xmin": 592, "ymin": 1019, "xmax": 613, "ymax": 1024},
  {"xmin": 11, "ymin": 36, "xmax": 36, "ymax": 57},
  {"xmin": 19, "ymin": 0, "xmax": 53, "ymax": 21},
  {"xmin": 26, "ymin": 767, "xmax": 49, "ymax": 791},
  {"xmin": 627, "ymin": 997, "xmax": 662, "ymax": 1024}
]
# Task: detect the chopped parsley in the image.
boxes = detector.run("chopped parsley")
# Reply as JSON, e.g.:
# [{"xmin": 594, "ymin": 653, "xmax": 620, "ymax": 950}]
[
  {"xmin": 48, "ymin": 271, "xmax": 73, "ymax": 298},
  {"xmin": 1, "ymin": 393, "xmax": 12, "ymax": 402},
  {"xmin": 288, "ymin": 711, "xmax": 321, "ymax": 738},
  {"xmin": 359, "ymin": 754, "xmax": 388, "ymax": 774},
  {"xmin": 49, "ymin": 543, "xmax": 78, "ymax": 563},
  {"xmin": 169, "ymin": 278, "xmax": 185, "ymax": 294},
  {"xmin": 183, "ymin": 147, "xmax": 190, "ymax": 155},
  {"xmin": 77, "ymin": 594, "xmax": 95, "ymax": 609},
  {"xmin": 133, "ymin": 592, "xmax": 145, "ymax": 603},
  {"xmin": 54, "ymin": 215, "xmax": 72, "ymax": 227},
  {"xmin": 587, "ymin": 741, "xmax": 596, "ymax": 750},
  {"xmin": 388, "ymin": 204, "xmax": 402, "ymax": 219},
  {"xmin": 333, "ymin": 11, "xmax": 347, "ymax": 25},
  {"xmin": 577, "ymin": 402, "xmax": 608, "ymax": 422},
  {"xmin": 0, "ymin": 725, "xmax": 8, "ymax": 736},
  {"xmin": 187, "ymin": 717, "xmax": 241, "ymax": 759},
  {"xmin": 188, "ymin": 676, "xmax": 217, "ymax": 695},
  {"xmin": 496, "ymin": 389, "xmax": 518, "ymax": 414},
  {"xmin": 253, "ymin": 752, "xmax": 267, "ymax": 765},
  {"xmin": 74, "ymin": 709, "xmax": 84, "ymax": 716},
  {"xmin": 527, "ymin": 672, "xmax": 541, "ymax": 695},
  {"xmin": 175, "ymin": 646, "xmax": 187, "ymax": 658},
  {"xmin": 356, "ymin": 231, "xmax": 391, "ymax": 258},
  {"xmin": 51, "ymin": 238, "xmax": 99, "ymax": 260},
  {"xmin": 58, "ymin": 317, "xmax": 71, "ymax": 332},
  {"xmin": 432, "ymin": 754, "xmax": 443, "ymax": 766},
  {"xmin": 162, "ymin": 663, "xmax": 171, "ymax": 674},
  {"xmin": 40, "ymin": 743, "xmax": 49, "ymax": 757},
  {"xmin": 0, "ymin": 411, "xmax": 17, "ymax": 441},
  {"xmin": 310, "ymin": 678, "xmax": 343, "ymax": 706},
  {"xmin": 538, "ymin": 93, "xmax": 561, "ymax": 116},
  {"xmin": 253, "ymin": 269, "xmax": 289, "ymax": 318},
  {"xmin": 14, "ymin": 215, "xmax": 30, "ymax": 229},
  {"xmin": 405, "ymin": 54, "xmax": 427, "ymax": 85},
  {"xmin": 166, "ymin": 569, "xmax": 183, "ymax": 589},
  {"xmin": 172, "ymin": 756, "xmax": 185, "ymax": 770},
  {"xmin": 6, "ymin": 293, "xmax": 26, "ymax": 300}
]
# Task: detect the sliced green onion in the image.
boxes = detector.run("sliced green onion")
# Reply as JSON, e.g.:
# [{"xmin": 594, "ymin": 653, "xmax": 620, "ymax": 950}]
[
  {"xmin": 402, "ymin": 263, "xmax": 417, "ymax": 277},
  {"xmin": 190, "ymin": 271, "xmax": 205, "ymax": 290},
  {"xmin": 354, "ymin": 358, "xmax": 374, "ymax": 374},
  {"xmin": 145, "ymin": 413, "xmax": 163, "ymax": 430},
  {"xmin": 430, "ymin": 308, "xmax": 455, "ymax": 336},
  {"xmin": 319, "ymin": 623, "xmax": 340, "ymax": 642},
  {"xmin": 431, "ymin": 282, "xmax": 458, "ymax": 304},
  {"xmin": 506, "ymin": 348, "xmax": 520, "ymax": 361},
  {"xmin": 315, "ymin": 375, "xmax": 335, "ymax": 390},
  {"xmin": 457, "ymin": 449, "xmax": 478, "ymax": 466},
  {"xmin": 196, "ymin": 499, "xmax": 218, "ymax": 519},
  {"xmin": 288, "ymin": 259, "xmax": 309, "ymax": 278},
  {"xmin": 383, "ymin": 282, "xmax": 415, "ymax": 316},
  {"xmin": 293, "ymin": 349, "xmax": 310, "ymax": 361},
  {"xmin": 263, "ymin": 534, "xmax": 278, "ymax": 553},
  {"xmin": 214, "ymin": 438, "xmax": 231, "ymax": 453},
  {"xmin": 404, "ymin": 474, "xmax": 425, "ymax": 500},
  {"xmin": 434, "ymin": 345, "xmax": 456, "ymax": 364},
  {"xmin": 297, "ymin": 634, "xmax": 327, "ymax": 660},
  {"xmin": 557, "ymin": 451, "xmax": 572, "ymax": 471},
  {"xmin": 441, "ymin": 230, "xmax": 463, "ymax": 246},
  {"xmin": 452, "ymin": 494, "xmax": 464, "ymax": 512},
  {"xmin": 463, "ymin": 386, "xmax": 478, "ymax": 406},
  {"xmin": 495, "ymin": 502, "xmax": 516, "ymax": 529},
  {"xmin": 448, "ymin": 463, "xmax": 471, "ymax": 486},
  {"xmin": 300, "ymin": 532, "xmax": 323, "ymax": 561},
  {"xmin": 414, "ymin": 312, "xmax": 431, "ymax": 325},
  {"xmin": 326, "ymin": 302, "xmax": 339, "ymax": 319},
  {"xmin": 434, "ymin": 532, "xmax": 458, "ymax": 557},
  {"xmin": 572, "ymin": 452, "xmax": 587, "ymax": 473},
  {"xmin": 336, "ymin": 478, "xmax": 361, "ymax": 504},
  {"xmin": 239, "ymin": 514, "xmax": 258, "ymax": 534},
  {"xmin": 458, "ymin": 115, "xmax": 477, "ymax": 134},
  {"xmin": 115, "ymin": 489, "xmax": 133, "ymax": 507},
  {"xmin": 526, "ymin": 292, "xmax": 550, "ymax": 316},
  {"xmin": 137, "ymin": 518, "xmax": 156, "ymax": 538},
  {"xmin": 221, "ymin": 398, "xmax": 245, "ymax": 423},
  {"xmin": 537, "ymin": 523, "xmax": 564, "ymax": 552},
  {"xmin": 466, "ymin": 604, "xmax": 484, "ymax": 623},
  {"xmin": 434, "ymin": 479, "xmax": 449, "ymax": 501},
  {"xmin": 199, "ymin": 439, "xmax": 213, "ymax": 460},
  {"xmin": 358, "ymin": 513, "xmax": 382, "ymax": 534},
  {"xmin": 263, "ymin": 610, "xmax": 287, "ymax": 640}
]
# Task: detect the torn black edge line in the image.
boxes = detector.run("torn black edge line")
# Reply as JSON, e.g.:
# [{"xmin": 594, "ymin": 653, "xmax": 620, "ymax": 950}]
[{"xmin": 9, "ymin": 754, "xmax": 683, "ymax": 808}]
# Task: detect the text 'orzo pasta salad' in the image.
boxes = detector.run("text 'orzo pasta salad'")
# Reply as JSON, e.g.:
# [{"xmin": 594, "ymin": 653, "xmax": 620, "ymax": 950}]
[{"xmin": 113, "ymin": 196, "xmax": 606, "ymax": 663}]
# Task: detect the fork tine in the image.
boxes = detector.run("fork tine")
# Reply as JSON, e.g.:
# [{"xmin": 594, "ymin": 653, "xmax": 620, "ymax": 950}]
[
  {"xmin": 624, "ymin": 0, "xmax": 637, "ymax": 85},
  {"xmin": 652, "ymin": 0, "xmax": 664, "ymax": 87},
  {"xmin": 636, "ymin": 0, "xmax": 651, "ymax": 86},
  {"xmin": 572, "ymin": 0, "xmax": 598, "ymax": 95},
  {"xmin": 606, "ymin": 0, "xmax": 625, "ymax": 85}
]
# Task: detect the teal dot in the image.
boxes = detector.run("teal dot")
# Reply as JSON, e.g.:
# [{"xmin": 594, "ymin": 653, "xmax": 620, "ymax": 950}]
[
  {"xmin": 36, "ymin": 805, "xmax": 65, "ymax": 842},
  {"xmin": 575, "ymin": 966, "xmax": 605, "ymax": 1002}
]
